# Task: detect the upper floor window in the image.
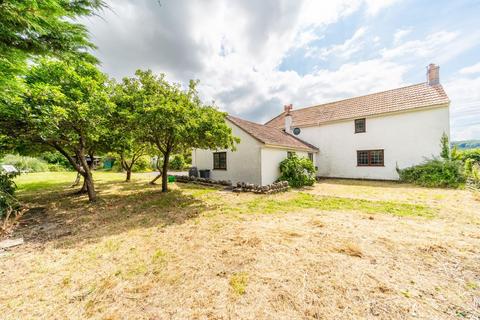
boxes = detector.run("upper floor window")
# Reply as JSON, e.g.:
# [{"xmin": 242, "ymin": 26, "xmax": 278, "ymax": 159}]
[
  {"xmin": 355, "ymin": 118, "xmax": 366, "ymax": 133},
  {"xmin": 357, "ymin": 150, "xmax": 384, "ymax": 167},
  {"xmin": 213, "ymin": 152, "xmax": 227, "ymax": 170},
  {"xmin": 287, "ymin": 151, "xmax": 295, "ymax": 158},
  {"xmin": 308, "ymin": 153, "xmax": 314, "ymax": 162}
]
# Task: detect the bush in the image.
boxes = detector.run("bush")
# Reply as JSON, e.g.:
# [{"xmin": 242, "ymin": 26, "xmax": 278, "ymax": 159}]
[
  {"xmin": 397, "ymin": 159, "xmax": 466, "ymax": 188},
  {"xmin": 456, "ymin": 148, "xmax": 480, "ymax": 164},
  {"xmin": 0, "ymin": 171, "xmax": 20, "ymax": 220},
  {"xmin": 169, "ymin": 154, "xmax": 186, "ymax": 170},
  {"xmin": 278, "ymin": 154, "xmax": 316, "ymax": 188},
  {"xmin": 40, "ymin": 151, "xmax": 72, "ymax": 170},
  {"xmin": 132, "ymin": 156, "xmax": 151, "ymax": 172},
  {"xmin": 1, "ymin": 154, "xmax": 49, "ymax": 172}
]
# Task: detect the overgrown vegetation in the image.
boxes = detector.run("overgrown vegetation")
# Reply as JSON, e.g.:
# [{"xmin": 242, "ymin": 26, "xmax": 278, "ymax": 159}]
[
  {"xmin": 397, "ymin": 159, "xmax": 466, "ymax": 188},
  {"xmin": 0, "ymin": 171, "xmax": 20, "ymax": 221},
  {"xmin": 278, "ymin": 154, "xmax": 316, "ymax": 188},
  {"xmin": 397, "ymin": 134, "xmax": 468, "ymax": 188},
  {"xmin": 1, "ymin": 154, "xmax": 49, "ymax": 172}
]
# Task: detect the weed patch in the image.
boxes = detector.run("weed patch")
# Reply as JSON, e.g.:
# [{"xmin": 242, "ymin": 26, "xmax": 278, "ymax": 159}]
[{"xmin": 229, "ymin": 272, "xmax": 248, "ymax": 295}]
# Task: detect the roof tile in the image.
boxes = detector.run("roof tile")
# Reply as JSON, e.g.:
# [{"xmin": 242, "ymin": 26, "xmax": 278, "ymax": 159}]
[
  {"xmin": 265, "ymin": 83, "xmax": 450, "ymax": 128},
  {"xmin": 226, "ymin": 115, "xmax": 317, "ymax": 151}
]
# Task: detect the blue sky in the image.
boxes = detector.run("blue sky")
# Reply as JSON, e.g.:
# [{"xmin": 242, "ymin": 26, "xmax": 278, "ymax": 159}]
[{"xmin": 84, "ymin": 0, "xmax": 480, "ymax": 140}]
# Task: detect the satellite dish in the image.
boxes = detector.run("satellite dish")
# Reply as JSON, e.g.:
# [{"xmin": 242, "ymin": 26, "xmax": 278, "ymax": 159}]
[{"xmin": 293, "ymin": 127, "xmax": 301, "ymax": 135}]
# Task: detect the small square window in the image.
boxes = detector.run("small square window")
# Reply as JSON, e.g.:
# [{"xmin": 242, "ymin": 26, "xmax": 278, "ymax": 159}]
[
  {"xmin": 213, "ymin": 152, "xmax": 227, "ymax": 170},
  {"xmin": 355, "ymin": 118, "xmax": 366, "ymax": 133},
  {"xmin": 287, "ymin": 151, "xmax": 295, "ymax": 158}
]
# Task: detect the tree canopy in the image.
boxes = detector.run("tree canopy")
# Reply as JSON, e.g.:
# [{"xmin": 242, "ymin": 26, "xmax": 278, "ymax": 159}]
[
  {"xmin": 118, "ymin": 70, "xmax": 239, "ymax": 192},
  {"xmin": 0, "ymin": 0, "xmax": 104, "ymax": 106},
  {"xmin": 5, "ymin": 58, "xmax": 113, "ymax": 201}
]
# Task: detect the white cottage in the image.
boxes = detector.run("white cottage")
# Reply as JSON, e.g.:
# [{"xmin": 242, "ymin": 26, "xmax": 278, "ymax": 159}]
[{"xmin": 192, "ymin": 64, "xmax": 450, "ymax": 185}]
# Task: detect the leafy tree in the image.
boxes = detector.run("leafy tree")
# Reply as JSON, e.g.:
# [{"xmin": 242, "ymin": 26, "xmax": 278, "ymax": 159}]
[
  {"xmin": 278, "ymin": 154, "xmax": 316, "ymax": 188},
  {"xmin": 169, "ymin": 154, "xmax": 186, "ymax": 170},
  {"xmin": 2, "ymin": 59, "xmax": 112, "ymax": 201},
  {"xmin": 120, "ymin": 70, "xmax": 239, "ymax": 192},
  {"xmin": 109, "ymin": 80, "xmax": 152, "ymax": 181},
  {"xmin": 0, "ymin": 0, "xmax": 104, "ymax": 103},
  {"xmin": 440, "ymin": 132, "xmax": 450, "ymax": 160}
]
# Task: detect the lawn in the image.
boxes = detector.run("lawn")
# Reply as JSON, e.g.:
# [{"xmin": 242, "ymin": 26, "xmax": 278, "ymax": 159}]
[{"xmin": 1, "ymin": 172, "xmax": 479, "ymax": 319}]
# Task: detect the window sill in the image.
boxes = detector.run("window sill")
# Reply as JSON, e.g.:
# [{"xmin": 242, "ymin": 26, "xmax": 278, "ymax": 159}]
[
  {"xmin": 357, "ymin": 165, "xmax": 384, "ymax": 167},
  {"xmin": 213, "ymin": 168, "xmax": 227, "ymax": 171}
]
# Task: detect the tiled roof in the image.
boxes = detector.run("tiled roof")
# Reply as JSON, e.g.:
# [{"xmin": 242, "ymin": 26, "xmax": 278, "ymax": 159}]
[
  {"xmin": 226, "ymin": 115, "xmax": 318, "ymax": 152},
  {"xmin": 265, "ymin": 83, "xmax": 450, "ymax": 128}
]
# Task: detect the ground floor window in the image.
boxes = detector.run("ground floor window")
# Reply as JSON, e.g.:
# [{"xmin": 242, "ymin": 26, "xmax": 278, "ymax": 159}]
[
  {"xmin": 287, "ymin": 151, "xmax": 295, "ymax": 158},
  {"xmin": 308, "ymin": 152, "xmax": 314, "ymax": 162},
  {"xmin": 213, "ymin": 152, "xmax": 227, "ymax": 170},
  {"xmin": 357, "ymin": 149, "xmax": 384, "ymax": 166}
]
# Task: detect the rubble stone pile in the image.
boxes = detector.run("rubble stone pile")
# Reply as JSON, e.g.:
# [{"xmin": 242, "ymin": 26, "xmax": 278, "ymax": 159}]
[
  {"xmin": 173, "ymin": 175, "xmax": 232, "ymax": 187},
  {"xmin": 232, "ymin": 181, "xmax": 289, "ymax": 194}
]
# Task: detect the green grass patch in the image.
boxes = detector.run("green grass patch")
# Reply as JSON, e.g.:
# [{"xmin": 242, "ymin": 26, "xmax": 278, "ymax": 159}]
[
  {"xmin": 246, "ymin": 193, "xmax": 434, "ymax": 218},
  {"xmin": 14, "ymin": 172, "xmax": 128, "ymax": 193},
  {"xmin": 229, "ymin": 272, "xmax": 248, "ymax": 295}
]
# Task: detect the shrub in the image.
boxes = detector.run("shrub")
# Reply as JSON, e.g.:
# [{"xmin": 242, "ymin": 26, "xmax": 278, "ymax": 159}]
[
  {"xmin": 0, "ymin": 171, "xmax": 20, "ymax": 220},
  {"xmin": 169, "ymin": 154, "xmax": 186, "ymax": 170},
  {"xmin": 1, "ymin": 154, "xmax": 49, "ymax": 172},
  {"xmin": 132, "ymin": 156, "xmax": 151, "ymax": 172},
  {"xmin": 40, "ymin": 151, "xmax": 72, "ymax": 170},
  {"xmin": 456, "ymin": 148, "xmax": 480, "ymax": 164},
  {"xmin": 397, "ymin": 159, "xmax": 465, "ymax": 188},
  {"xmin": 278, "ymin": 154, "xmax": 316, "ymax": 188}
]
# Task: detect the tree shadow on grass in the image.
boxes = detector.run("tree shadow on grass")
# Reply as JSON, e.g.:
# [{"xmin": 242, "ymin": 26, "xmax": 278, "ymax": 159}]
[{"xmin": 12, "ymin": 181, "xmax": 220, "ymax": 249}]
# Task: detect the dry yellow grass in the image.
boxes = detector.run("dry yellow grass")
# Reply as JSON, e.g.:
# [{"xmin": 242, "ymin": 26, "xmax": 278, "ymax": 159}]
[{"xmin": 1, "ymin": 173, "xmax": 479, "ymax": 319}]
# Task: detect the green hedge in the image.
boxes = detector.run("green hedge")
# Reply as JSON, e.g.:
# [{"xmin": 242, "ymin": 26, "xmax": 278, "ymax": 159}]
[{"xmin": 397, "ymin": 159, "xmax": 465, "ymax": 188}]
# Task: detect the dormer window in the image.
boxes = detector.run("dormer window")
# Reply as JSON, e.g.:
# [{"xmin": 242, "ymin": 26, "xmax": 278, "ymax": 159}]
[{"xmin": 355, "ymin": 118, "xmax": 366, "ymax": 133}]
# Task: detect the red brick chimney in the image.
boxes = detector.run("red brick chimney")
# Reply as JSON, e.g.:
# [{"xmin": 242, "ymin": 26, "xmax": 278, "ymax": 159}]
[
  {"xmin": 427, "ymin": 63, "xmax": 440, "ymax": 85},
  {"xmin": 284, "ymin": 104, "xmax": 293, "ymax": 133}
]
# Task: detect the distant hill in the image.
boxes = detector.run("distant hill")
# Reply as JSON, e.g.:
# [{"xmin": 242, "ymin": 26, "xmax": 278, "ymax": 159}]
[{"xmin": 452, "ymin": 140, "xmax": 480, "ymax": 150}]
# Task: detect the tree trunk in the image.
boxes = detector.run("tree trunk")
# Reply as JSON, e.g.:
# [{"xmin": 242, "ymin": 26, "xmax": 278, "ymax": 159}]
[
  {"xmin": 149, "ymin": 155, "xmax": 162, "ymax": 185},
  {"xmin": 76, "ymin": 178, "xmax": 88, "ymax": 194},
  {"xmin": 161, "ymin": 150, "xmax": 170, "ymax": 192},
  {"xmin": 70, "ymin": 172, "xmax": 81, "ymax": 188},
  {"xmin": 76, "ymin": 150, "xmax": 96, "ymax": 202},
  {"xmin": 84, "ymin": 173, "xmax": 96, "ymax": 202},
  {"xmin": 126, "ymin": 169, "xmax": 132, "ymax": 182}
]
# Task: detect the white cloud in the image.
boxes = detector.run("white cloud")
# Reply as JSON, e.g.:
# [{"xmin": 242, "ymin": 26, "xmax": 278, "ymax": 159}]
[
  {"xmin": 444, "ymin": 75, "xmax": 480, "ymax": 140},
  {"xmin": 381, "ymin": 31, "xmax": 458, "ymax": 60},
  {"xmin": 306, "ymin": 27, "xmax": 367, "ymax": 60},
  {"xmin": 365, "ymin": 0, "xmax": 400, "ymax": 16},
  {"xmin": 393, "ymin": 28, "xmax": 411, "ymax": 44},
  {"xmin": 459, "ymin": 62, "xmax": 480, "ymax": 75},
  {"xmin": 82, "ymin": 0, "xmax": 479, "ymax": 140}
]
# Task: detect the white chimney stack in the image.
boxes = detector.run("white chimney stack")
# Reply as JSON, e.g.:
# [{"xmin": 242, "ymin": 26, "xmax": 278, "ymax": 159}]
[
  {"xmin": 427, "ymin": 63, "xmax": 440, "ymax": 85},
  {"xmin": 284, "ymin": 104, "xmax": 293, "ymax": 133}
]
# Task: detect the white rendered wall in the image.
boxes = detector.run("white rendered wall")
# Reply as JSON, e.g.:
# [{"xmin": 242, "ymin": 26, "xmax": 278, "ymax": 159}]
[
  {"xmin": 192, "ymin": 120, "xmax": 263, "ymax": 185},
  {"xmin": 261, "ymin": 148, "xmax": 310, "ymax": 185},
  {"xmin": 294, "ymin": 106, "xmax": 449, "ymax": 180}
]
